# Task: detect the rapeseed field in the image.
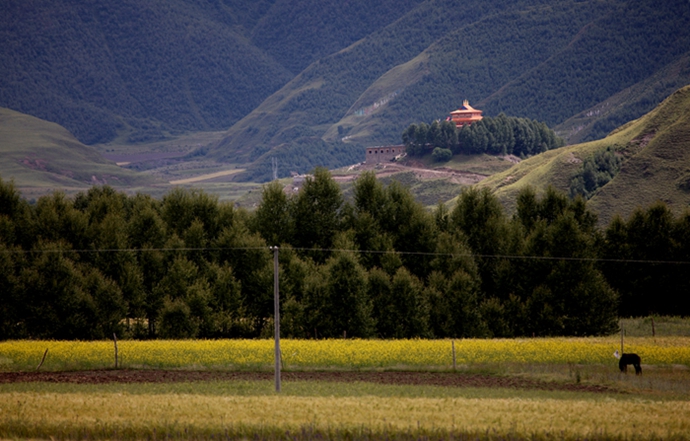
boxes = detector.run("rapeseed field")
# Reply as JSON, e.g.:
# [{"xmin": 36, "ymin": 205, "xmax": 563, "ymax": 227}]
[{"xmin": 2, "ymin": 337, "xmax": 689, "ymax": 371}]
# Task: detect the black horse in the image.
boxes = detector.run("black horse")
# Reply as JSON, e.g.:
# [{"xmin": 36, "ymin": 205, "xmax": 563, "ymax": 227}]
[{"xmin": 614, "ymin": 350, "xmax": 642, "ymax": 375}]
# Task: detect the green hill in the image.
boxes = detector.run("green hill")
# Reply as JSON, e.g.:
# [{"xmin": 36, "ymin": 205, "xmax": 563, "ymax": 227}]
[
  {"xmin": 0, "ymin": 0, "xmax": 293, "ymax": 144},
  {"xmin": 250, "ymin": 0, "xmax": 424, "ymax": 75},
  {"xmin": 207, "ymin": 0, "xmax": 690, "ymax": 181},
  {"xmin": 3, "ymin": 0, "xmax": 690, "ymax": 184},
  {"xmin": 0, "ymin": 108, "xmax": 158, "ymax": 198},
  {"xmin": 553, "ymin": 53, "xmax": 690, "ymax": 144},
  {"xmin": 0, "ymin": 0, "xmax": 421, "ymax": 146},
  {"xmin": 475, "ymin": 85, "xmax": 690, "ymax": 225}
]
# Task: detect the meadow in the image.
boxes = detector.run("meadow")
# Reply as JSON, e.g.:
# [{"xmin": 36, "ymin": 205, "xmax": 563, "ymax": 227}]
[{"xmin": 1, "ymin": 331, "xmax": 690, "ymax": 440}]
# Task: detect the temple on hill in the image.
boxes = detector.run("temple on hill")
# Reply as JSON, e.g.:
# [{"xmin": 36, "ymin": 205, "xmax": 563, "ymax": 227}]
[{"xmin": 448, "ymin": 100, "xmax": 483, "ymax": 127}]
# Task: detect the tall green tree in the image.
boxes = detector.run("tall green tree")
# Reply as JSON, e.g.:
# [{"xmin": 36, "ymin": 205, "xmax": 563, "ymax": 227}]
[
  {"xmin": 321, "ymin": 250, "xmax": 374, "ymax": 338},
  {"xmin": 252, "ymin": 181, "xmax": 294, "ymax": 246},
  {"xmin": 214, "ymin": 221, "xmax": 272, "ymax": 335},
  {"xmin": 380, "ymin": 181, "xmax": 437, "ymax": 278},
  {"xmin": 16, "ymin": 242, "xmax": 96, "ymax": 339},
  {"xmin": 601, "ymin": 202, "xmax": 678, "ymax": 317},
  {"xmin": 345, "ymin": 172, "xmax": 402, "ymax": 272},
  {"xmin": 450, "ymin": 187, "xmax": 510, "ymax": 297},
  {"xmin": 292, "ymin": 167, "xmax": 344, "ymax": 259}
]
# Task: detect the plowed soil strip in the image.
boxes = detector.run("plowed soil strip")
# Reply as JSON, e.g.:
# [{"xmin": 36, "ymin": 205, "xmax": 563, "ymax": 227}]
[{"xmin": 0, "ymin": 370, "xmax": 614, "ymax": 393}]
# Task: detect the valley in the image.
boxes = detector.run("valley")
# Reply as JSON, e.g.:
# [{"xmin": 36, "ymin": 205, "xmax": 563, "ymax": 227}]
[{"xmin": 90, "ymin": 129, "xmax": 516, "ymax": 209}]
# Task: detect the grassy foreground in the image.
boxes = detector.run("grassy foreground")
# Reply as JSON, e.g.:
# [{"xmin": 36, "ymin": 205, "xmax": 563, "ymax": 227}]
[
  {"xmin": 1, "ymin": 379, "xmax": 690, "ymax": 440},
  {"xmin": 2, "ymin": 334, "xmax": 689, "ymax": 440}
]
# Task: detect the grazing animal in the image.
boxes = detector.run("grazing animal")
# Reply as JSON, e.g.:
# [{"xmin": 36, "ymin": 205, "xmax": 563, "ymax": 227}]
[{"xmin": 614, "ymin": 350, "xmax": 642, "ymax": 375}]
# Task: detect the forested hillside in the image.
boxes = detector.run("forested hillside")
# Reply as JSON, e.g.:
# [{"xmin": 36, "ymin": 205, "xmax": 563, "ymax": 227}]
[
  {"xmin": 0, "ymin": 0, "xmax": 293, "ymax": 144},
  {"xmin": 2, "ymin": 0, "xmax": 689, "ymax": 182},
  {"xmin": 0, "ymin": 0, "xmax": 419, "ymax": 145},
  {"xmin": 477, "ymin": 85, "xmax": 690, "ymax": 226},
  {"xmin": 2, "ymin": 170, "xmax": 688, "ymax": 341},
  {"xmin": 208, "ymin": 0, "xmax": 690, "ymax": 181}
]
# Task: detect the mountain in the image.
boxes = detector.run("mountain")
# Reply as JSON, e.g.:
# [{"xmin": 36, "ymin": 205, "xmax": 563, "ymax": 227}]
[
  {"xmin": 476, "ymin": 85, "xmax": 690, "ymax": 225},
  {"xmin": 206, "ymin": 0, "xmax": 690, "ymax": 181},
  {"xmin": 2, "ymin": 0, "xmax": 690, "ymax": 183},
  {"xmin": 0, "ymin": 0, "xmax": 293, "ymax": 144},
  {"xmin": 554, "ymin": 54, "xmax": 690, "ymax": 144},
  {"xmin": 0, "ymin": 107, "xmax": 157, "ymax": 198},
  {"xmin": 0, "ymin": 0, "xmax": 420, "ymax": 145}
]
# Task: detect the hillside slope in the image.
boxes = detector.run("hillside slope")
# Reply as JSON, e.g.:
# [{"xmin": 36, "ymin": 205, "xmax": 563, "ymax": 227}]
[
  {"xmin": 476, "ymin": 85, "xmax": 690, "ymax": 225},
  {"xmin": 0, "ymin": 108, "xmax": 157, "ymax": 197},
  {"xmin": 554, "ymin": 54, "xmax": 690, "ymax": 144},
  {"xmin": 0, "ymin": 0, "xmax": 423, "ymax": 146},
  {"xmin": 3, "ymin": 0, "xmax": 690, "ymax": 185},
  {"xmin": 0, "ymin": 0, "xmax": 293, "ymax": 144},
  {"xmin": 208, "ymin": 0, "xmax": 690, "ymax": 181}
]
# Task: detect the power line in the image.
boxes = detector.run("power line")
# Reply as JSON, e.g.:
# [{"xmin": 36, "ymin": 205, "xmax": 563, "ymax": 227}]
[{"xmin": 1, "ymin": 245, "xmax": 689, "ymax": 265}]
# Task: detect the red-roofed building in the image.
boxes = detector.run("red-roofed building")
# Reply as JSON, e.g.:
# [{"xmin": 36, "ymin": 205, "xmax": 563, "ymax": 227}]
[{"xmin": 448, "ymin": 100, "xmax": 483, "ymax": 127}]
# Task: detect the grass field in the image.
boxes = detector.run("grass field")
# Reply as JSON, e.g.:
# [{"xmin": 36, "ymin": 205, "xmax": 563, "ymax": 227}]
[
  {"xmin": 2, "ymin": 323, "xmax": 690, "ymax": 440},
  {"xmin": 2, "ymin": 381, "xmax": 689, "ymax": 440}
]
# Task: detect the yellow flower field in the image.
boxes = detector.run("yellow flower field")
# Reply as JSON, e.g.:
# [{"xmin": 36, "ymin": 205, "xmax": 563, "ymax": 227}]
[{"xmin": 1, "ymin": 337, "xmax": 689, "ymax": 371}]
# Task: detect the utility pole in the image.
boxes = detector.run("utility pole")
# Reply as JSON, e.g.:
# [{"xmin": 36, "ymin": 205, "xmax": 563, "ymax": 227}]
[{"xmin": 271, "ymin": 245, "xmax": 281, "ymax": 392}]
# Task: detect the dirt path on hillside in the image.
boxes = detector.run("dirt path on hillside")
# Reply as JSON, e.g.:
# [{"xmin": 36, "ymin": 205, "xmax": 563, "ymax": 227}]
[
  {"xmin": 0, "ymin": 370, "xmax": 614, "ymax": 393},
  {"xmin": 333, "ymin": 163, "xmax": 487, "ymax": 185}
]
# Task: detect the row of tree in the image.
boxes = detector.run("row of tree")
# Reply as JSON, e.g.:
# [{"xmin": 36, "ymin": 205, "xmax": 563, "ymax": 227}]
[
  {"xmin": 1, "ymin": 171, "xmax": 688, "ymax": 340},
  {"xmin": 402, "ymin": 115, "xmax": 564, "ymax": 160}
]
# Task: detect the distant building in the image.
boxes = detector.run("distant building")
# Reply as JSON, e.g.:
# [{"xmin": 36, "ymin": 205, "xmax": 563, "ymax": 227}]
[
  {"xmin": 448, "ymin": 100, "xmax": 483, "ymax": 127},
  {"xmin": 364, "ymin": 145, "xmax": 405, "ymax": 164}
]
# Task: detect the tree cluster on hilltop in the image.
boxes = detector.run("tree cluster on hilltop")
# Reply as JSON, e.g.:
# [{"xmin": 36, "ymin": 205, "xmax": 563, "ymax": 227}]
[
  {"xmin": 402, "ymin": 115, "xmax": 564, "ymax": 160},
  {"xmin": 1, "ymin": 171, "xmax": 688, "ymax": 341}
]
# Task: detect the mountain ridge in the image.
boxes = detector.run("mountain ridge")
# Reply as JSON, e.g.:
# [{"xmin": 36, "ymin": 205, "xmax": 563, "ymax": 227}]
[
  {"xmin": 2, "ymin": 0, "xmax": 690, "ymax": 183},
  {"xmin": 475, "ymin": 84, "xmax": 690, "ymax": 225}
]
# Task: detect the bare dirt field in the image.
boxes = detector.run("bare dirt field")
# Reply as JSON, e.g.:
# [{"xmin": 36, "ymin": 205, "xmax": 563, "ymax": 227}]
[{"xmin": 0, "ymin": 370, "xmax": 613, "ymax": 393}]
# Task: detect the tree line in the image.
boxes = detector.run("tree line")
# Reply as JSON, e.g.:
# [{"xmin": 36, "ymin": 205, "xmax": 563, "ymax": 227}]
[
  {"xmin": 1, "ymin": 171, "xmax": 688, "ymax": 341},
  {"xmin": 402, "ymin": 114, "xmax": 564, "ymax": 161}
]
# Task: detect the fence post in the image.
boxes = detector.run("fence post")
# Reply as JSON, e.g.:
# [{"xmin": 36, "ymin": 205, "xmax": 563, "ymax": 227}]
[{"xmin": 36, "ymin": 348, "xmax": 48, "ymax": 371}]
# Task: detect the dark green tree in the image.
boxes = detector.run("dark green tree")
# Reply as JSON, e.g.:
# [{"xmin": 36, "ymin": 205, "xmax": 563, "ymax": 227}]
[
  {"xmin": 380, "ymin": 181, "xmax": 437, "ymax": 278},
  {"xmin": 600, "ymin": 202, "xmax": 676, "ymax": 317},
  {"xmin": 432, "ymin": 147, "xmax": 452, "ymax": 162},
  {"xmin": 450, "ymin": 187, "xmax": 510, "ymax": 297},
  {"xmin": 158, "ymin": 298, "xmax": 196, "ymax": 339},
  {"xmin": 293, "ymin": 167, "xmax": 344, "ymax": 259},
  {"xmin": 214, "ymin": 222, "xmax": 272, "ymax": 335},
  {"xmin": 252, "ymin": 181, "xmax": 294, "ymax": 246},
  {"xmin": 320, "ymin": 246, "xmax": 374, "ymax": 338},
  {"xmin": 16, "ymin": 242, "xmax": 97, "ymax": 339}
]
